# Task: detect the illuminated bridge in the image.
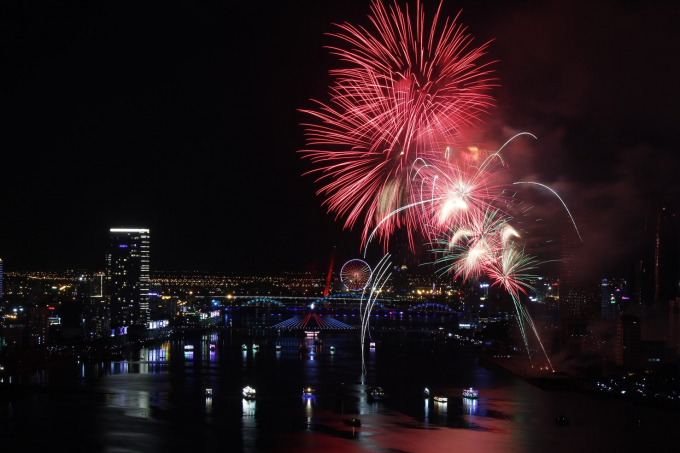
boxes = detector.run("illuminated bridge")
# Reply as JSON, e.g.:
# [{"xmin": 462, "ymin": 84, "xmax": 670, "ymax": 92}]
[
  {"xmin": 410, "ymin": 302, "xmax": 454, "ymax": 312},
  {"xmin": 241, "ymin": 297, "xmax": 286, "ymax": 307},
  {"xmin": 235, "ymin": 293, "xmax": 387, "ymax": 309},
  {"xmin": 271, "ymin": 313, "xmax": 355, "ymax": 330}
]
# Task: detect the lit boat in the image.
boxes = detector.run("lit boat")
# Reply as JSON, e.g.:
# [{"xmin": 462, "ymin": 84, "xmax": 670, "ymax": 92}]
[
  {"xmin": 367, "ymin": 387, "xmax": 385, "ymax": 400},
  {"xmin": 242, "ymin": 344, "xmax": 247, "ymax": 351},
  {"xmin": 369, "ymin": 342, "xmax": 376, "ymax": 348},
  {"xmin": 330, "ymin": 346, "xmax": 336, "ymax": 352},
  {"xmin": 243, "ymin": 386, "xmax": 256, "ymax": 399},
  {"xmin": 423, "ymin": 387, "xmax": 430, "ymax": 397},
  {"xmin": 275, "ymin": 345, "xmax": 282, "ymax": 351},
  {"xmin": 462, "ymin": 388, "xmax": 479, "ymax": 399},
  {"xmin": 302, "ymin": 387, "xmax": 315, "ymax": 396},
  {"xmin": 252, "ymin": 344, "xmax": 259, "ymax": 350},
  {"xmin": 434, "ymin": 395, "xmax": 448, "ymax": 402},
  {"xmin": 184, "ymin": 345, "xmax": 194, "ymax": 351},
  {"xmin": 344, "ymin": 417, "xmax": 361, "ymax": 427},
  {"xmin": 209, "ymin": 344, "xmax": 216, "ymax": 351},
  {"xmin": 205, "ymin": 388, "xmax": 213, "ymax": 396}
]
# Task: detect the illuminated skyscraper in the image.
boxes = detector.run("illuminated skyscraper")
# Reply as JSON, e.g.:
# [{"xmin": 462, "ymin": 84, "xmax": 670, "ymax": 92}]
[
  {"xmin": 637, "ymin": 206, "xmax": 680, "ymax": 307},
  {"xmin": 106, "ymin": 228, "xmax": 150, "ymax": 327},
  {"xmin": 0, "ymin": 257, "xmax": 3, "ymax": 299},
  {"xmin": 616, "ymin": 314, "xmax": 641, "ymax": 368},
  {"xmin": 558, "ymin": 221, "xmax": 599, "ymax": 344}
]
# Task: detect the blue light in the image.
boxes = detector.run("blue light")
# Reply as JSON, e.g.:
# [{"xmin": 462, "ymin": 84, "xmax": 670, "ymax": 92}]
[{"xmin": 119, "ymin": 244, "xmax": 128, "ymax": 248}]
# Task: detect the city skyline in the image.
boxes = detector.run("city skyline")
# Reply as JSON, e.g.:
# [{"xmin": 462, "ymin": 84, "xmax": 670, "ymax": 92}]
[{"xmin": 3, "ymin": 0, "xmax": 679, "ymax": 278}]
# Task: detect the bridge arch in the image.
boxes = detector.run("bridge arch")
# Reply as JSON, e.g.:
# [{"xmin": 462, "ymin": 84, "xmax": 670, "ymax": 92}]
[
  {"xmin": 242, "ymin": 298, "xmax": 286, "ymax": 307},
  {"xmin": 311, "ymin": 292, "xmax": 385, "ymax": 309},
  {"xmin": 410, "ymin": 302, "xmax": 453, "ymax": 312}
]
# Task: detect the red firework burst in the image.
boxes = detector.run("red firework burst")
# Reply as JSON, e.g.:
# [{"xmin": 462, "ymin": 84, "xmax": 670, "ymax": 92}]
[{"xmin": 300, "ymin": 0, "xmax": 496, "ymax": 247}]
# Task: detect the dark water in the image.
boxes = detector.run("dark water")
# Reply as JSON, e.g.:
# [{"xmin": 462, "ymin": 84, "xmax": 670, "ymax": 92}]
[{"xmin": 1, "ymin": 326, "xmax": 679, "ymax": 452}]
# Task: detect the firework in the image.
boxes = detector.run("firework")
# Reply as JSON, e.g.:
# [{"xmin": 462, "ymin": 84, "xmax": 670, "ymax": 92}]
[
  {"xmin": 301, "ymin": 0, "xmax": 495, "ymax": 247},
  {"xmin": 359, "ymin": 254, "xmax": 393, "ymax": 375},
  {"xmin": 428, "ymin": 209, "xmax": 554, "ymax": 370},
  {"xmin": 361, "ymin": 132, "xmax": 537, "ymax": 254}
]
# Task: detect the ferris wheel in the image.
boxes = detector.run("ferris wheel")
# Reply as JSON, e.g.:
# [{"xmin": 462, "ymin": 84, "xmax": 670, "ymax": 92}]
[{"xmin": 340, "ymin": 259, "xmax": 372, "ymax": 291}]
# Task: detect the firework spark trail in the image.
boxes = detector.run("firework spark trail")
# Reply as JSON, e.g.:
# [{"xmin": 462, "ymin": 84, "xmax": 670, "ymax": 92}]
[
  {"xmin": 301, "ymin": 0, "xmax": 496, "ymax": 248},
  {"xmin": 426, "ymin": 209, "xmax": 554, "ymax": 369},
  {"xmin": 360, "ymin": 254, "xmax": 392, "ymax": 375},
  {"xmin": 513, "ymin": 181, "xmax": 583, "ymax": 242},
  {"xmin": 519, "ymin": 302, "xmax": 554, "ymax": 371},
  {"xmin": 362, "ymin": 132, "xmax": 536, "ymax": 255}
]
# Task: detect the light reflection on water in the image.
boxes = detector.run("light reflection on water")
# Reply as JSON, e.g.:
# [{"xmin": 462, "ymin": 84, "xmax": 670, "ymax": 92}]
[
  {"xmin": 2, "ymin": 330, "xmax": 680, "ymax": 452},
  {"xmin": 464, "ymin": 397, "xmax": 478, "ymax": 415},
  {"xmin": 434, "ymin": 400, "xmax": 448, "ymax": 425}
]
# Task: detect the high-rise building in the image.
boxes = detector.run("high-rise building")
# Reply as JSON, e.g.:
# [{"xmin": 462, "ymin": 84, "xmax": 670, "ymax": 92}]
[
  {"xmin": 616, "ymin": 314, "xmax": 642, "ymax": 368},
  {"xmin": 638, "ymin": 206, "xmax": 680, "ymax": 306},
  {"xmin": 558, "ymin": 221, "xmax": 600, "ymax": 344},
  {"xmin": 0, "ymin": 257, "xmax": 3, "ymax": 299},
  {"xmin": 107, "ymin": 228, "xmax": 150, "ymax": 327},
  {"xmin": 79, "ymin": 271, "xmax": 110, "ymax": 338},
  {"xmin": 670, "ymin": 298, "xmax": 680, "ymax": 356},
  {"xmin": 28, "ymin": 306, "xmax": 51, "ymax": 345}
]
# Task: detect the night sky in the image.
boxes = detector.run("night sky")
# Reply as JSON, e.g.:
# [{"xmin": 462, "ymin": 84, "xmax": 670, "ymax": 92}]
[{"xmin": 3, "ymin": 0, "xmax": 679, "ymax": 275}]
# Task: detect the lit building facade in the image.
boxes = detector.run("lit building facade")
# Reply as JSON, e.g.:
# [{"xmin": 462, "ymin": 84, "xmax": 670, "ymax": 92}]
[
  {"xmin": 79, "ymin": 271, "xmax": 110, "ymax": 338},
  {"xmin": 637, "ymin": 206, "xmax": 680, "ymax": 307},
  {"xmin": 106, "ymin": 228, "xmax": 150, "ymax": 327},
  {"xmin": 670, "ymin": 298, "xmax": 680, "ymax": 356},
  {"xmin": 28, "ymin": 306, "xmax": 51, "ymax": 345},
  {"xmin": 0, "ymin": 257, "xmax": 3, "ymax": 299},
  {"xmin": 616, "ymin": 314, "xmax": 641, "ymax": 368},
  {"xmin": 558, "ymin": 223, "xmax": 600, "ymax": 344}
]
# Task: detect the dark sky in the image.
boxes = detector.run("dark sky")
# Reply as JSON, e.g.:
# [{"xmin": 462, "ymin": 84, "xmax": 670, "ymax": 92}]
[{"xmin": 3, "ymin": 0, "xmax": 679, "ymax": 275}]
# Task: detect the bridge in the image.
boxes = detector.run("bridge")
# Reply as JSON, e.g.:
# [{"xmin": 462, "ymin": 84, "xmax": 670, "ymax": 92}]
[
  {"xmin": 410, "ymin": 302, "xmax": 454, "ymax": 312},
  {"xmin": 209, "ymin": 294, "xmax": 454, "ymax": 312},
  {"xmin": 241, "ymin": 297, "xmax": 287, "ymax": 307}
]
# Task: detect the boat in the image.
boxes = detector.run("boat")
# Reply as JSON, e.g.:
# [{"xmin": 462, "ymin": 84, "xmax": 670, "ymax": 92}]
[
  {"xmin": 367, "ymin": 387, "xmax": 385, "ymax": 401},
  {"xmin": 462, "ymin": 388, "xmax": 479, "ymax": 399},
  {"xmin": 209, "ymin": 344, "xmax": 216, "ymax": 351},
  {"xmin": 369, "ymin": 342, "xmax": 376, "ymax": 348},
  {"xmin": 183, "ymin": 345, "xmax": 194, "ymax": 351},
  {"xmin": 252, "ymin": 344, "xmax": 259, "ymax": 350},
  {"xmin": 302, "ymin": 387, "xmax": 316, "ymax": 396},
  {"xmin": 330, "ymin": 346, "xmax": 336, "ymax": 352},
  {"xmin": 275, "ymin": 345, "xmax": 282, "ymax": 351},
  {"xmin": 242, "ymin": 344, "xmax": 248, "ymax": 351},
  {"xmin": 243, "ymin": 386, "xmax": 256, "ymax": 399},
  {"xmin": 555, "ymin": 414, "xmax": 570, "ymax": 426},
  {"xmin": 434, "ymin": 395, "xmax": 448, "ymax": 402},
  {"xmin": 205, "ymin": 388, "xmax": 213, "ymax": 396},
  {"xmin": 423, "ymin": 387, "xmax": 430, "ymax": 397},
  {"xmin": 344, "ymin": 417, "xmax": 361, "ymax": 427}
]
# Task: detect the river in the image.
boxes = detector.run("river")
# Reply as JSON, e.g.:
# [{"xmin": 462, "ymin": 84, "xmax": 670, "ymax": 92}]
[{"xmin": 1, "ymin": 316, "xmax": 678, "ymax": 452}]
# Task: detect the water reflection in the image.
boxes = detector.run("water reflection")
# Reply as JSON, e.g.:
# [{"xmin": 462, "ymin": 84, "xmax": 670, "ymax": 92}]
[
  {"xmin": 6, "ymin": 327, "xmax": 680, "ymax": 453},
  {"xmin": 242, "ymin": 399, "xmax": 256, "ymax": 419},
  {"xmin": 304, "ymin": 395, "xmax": 315, "ymax": 425},
  {"xmin": 464, "ymin": 397, "xmax": 479, "ymax": 416},
  {"xmin": 434, "ymin": 399, "xmax": 448, "ymax": 425},
  {"xmin": 242, "ymin": 395, "xmax": 257, "ymax": 450}
]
